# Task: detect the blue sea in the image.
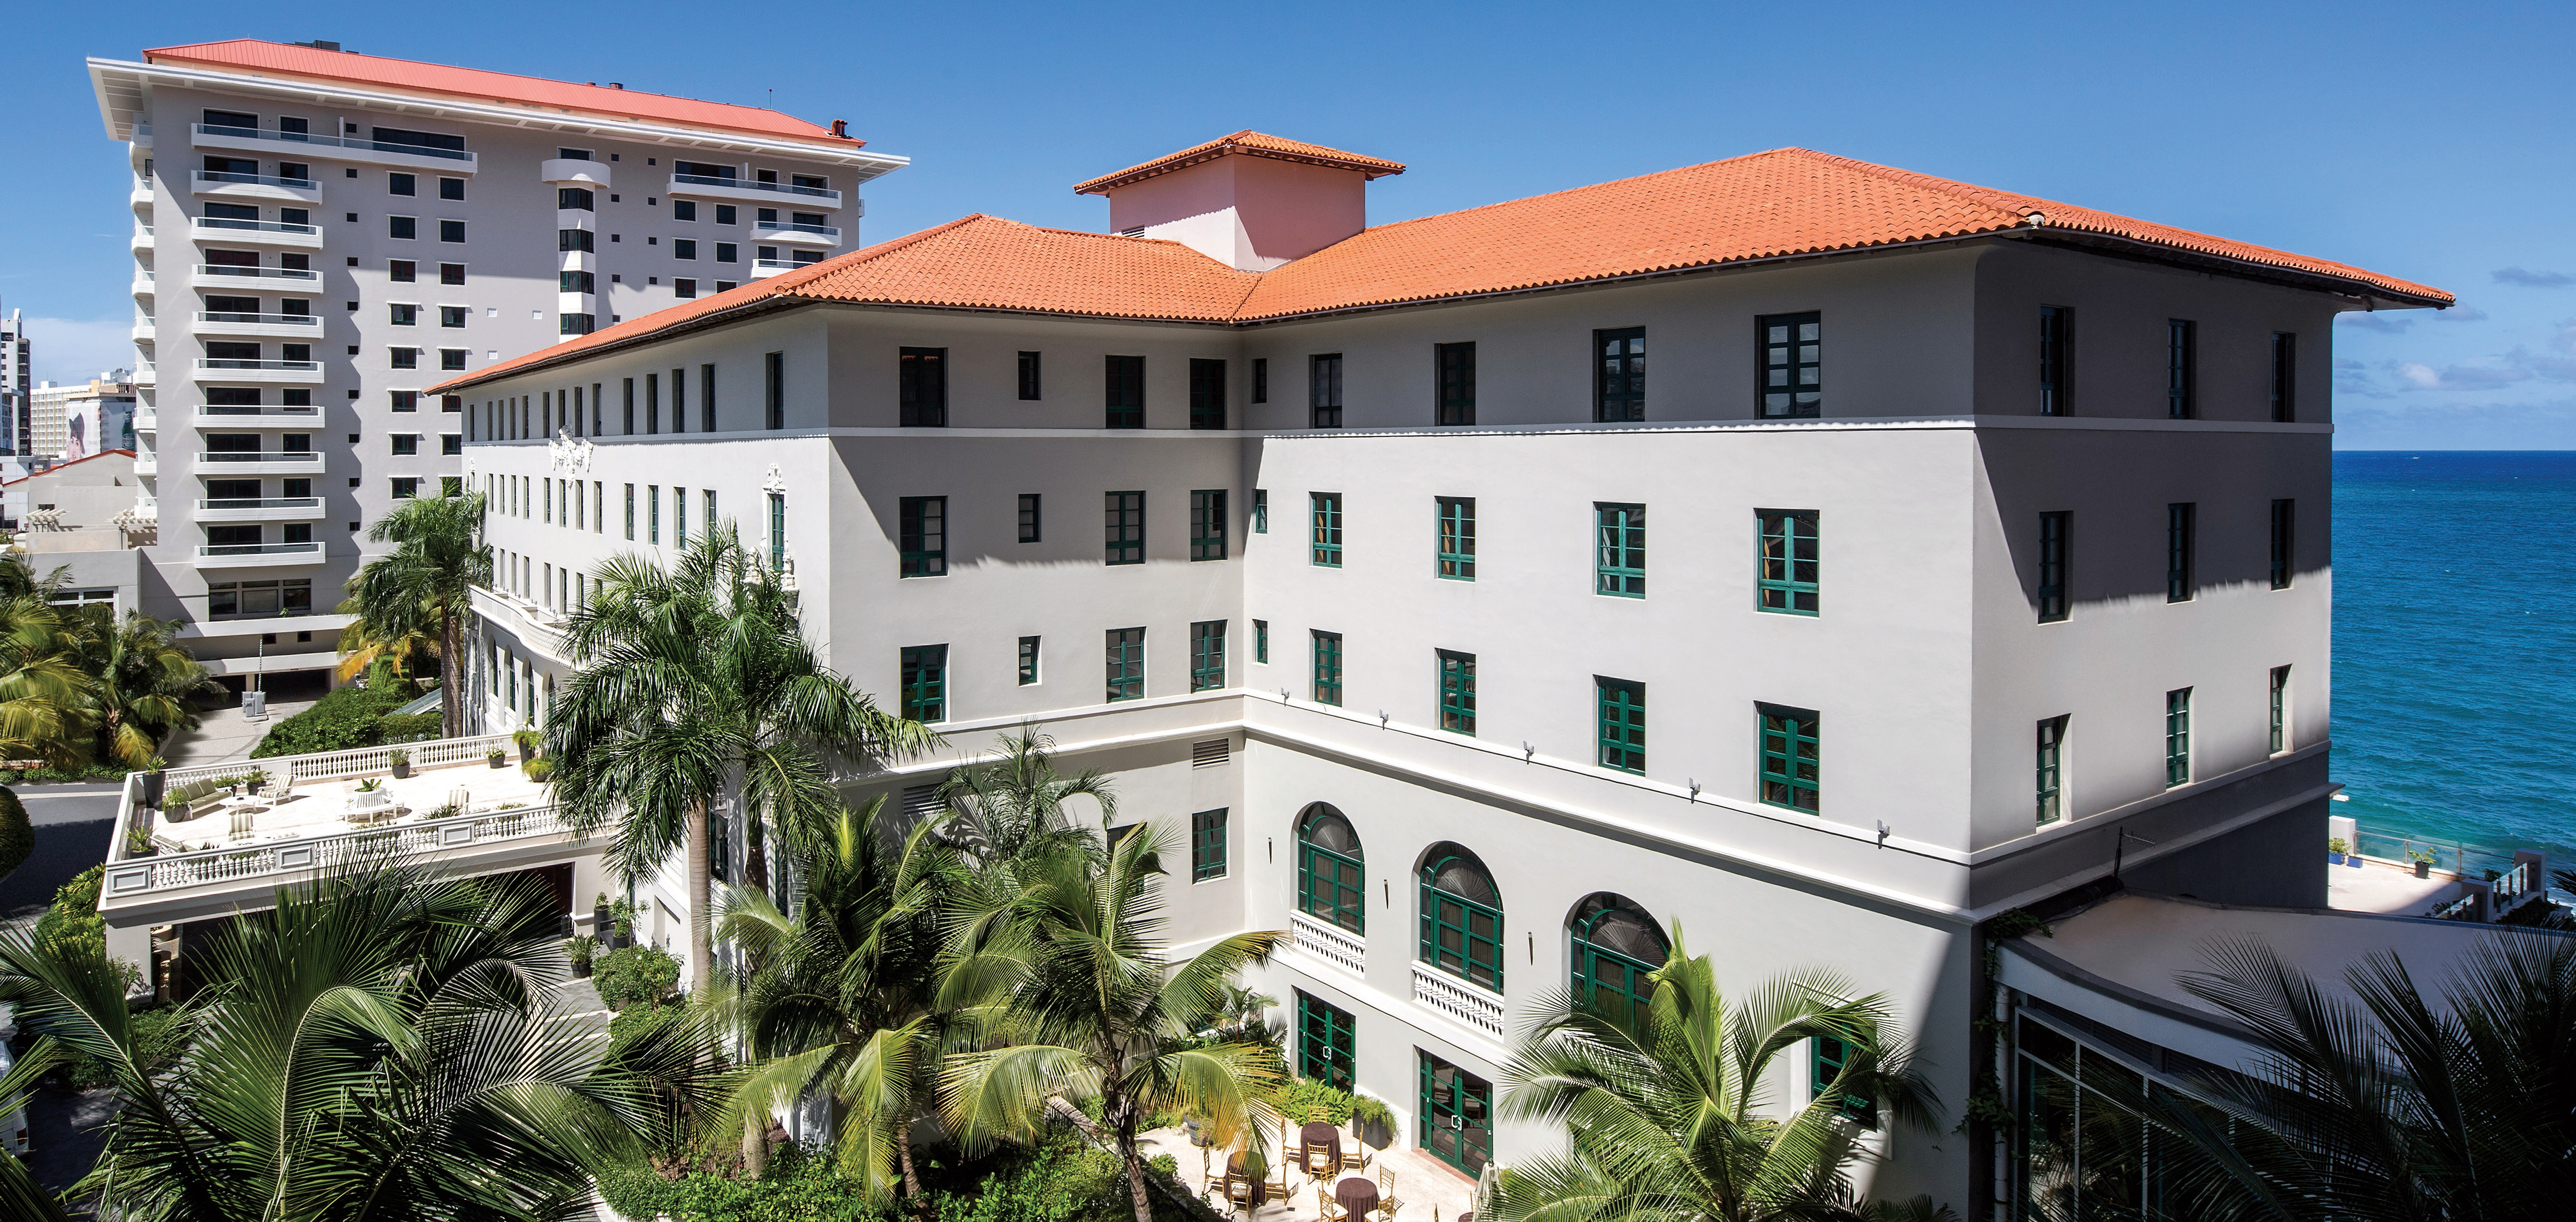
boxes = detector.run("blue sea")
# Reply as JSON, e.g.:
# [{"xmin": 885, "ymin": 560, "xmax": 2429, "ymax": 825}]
[{"xmin": 2332, "ymin": 452, "xmax": 2576, "ymax": 855}]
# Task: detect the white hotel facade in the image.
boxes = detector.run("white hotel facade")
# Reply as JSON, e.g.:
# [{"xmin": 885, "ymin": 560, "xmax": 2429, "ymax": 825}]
[
  {"xmin": 424, "ymin": 135, "xmax": 2455, "ymax": 1209},
  {"xmin": 88, "ymin": 39, "xmax": 902, "ymax": 685}
]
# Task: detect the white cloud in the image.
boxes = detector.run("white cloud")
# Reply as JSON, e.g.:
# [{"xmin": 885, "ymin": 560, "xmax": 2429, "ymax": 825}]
[
  {"xmin": 25, "ymin": 317, "xmax": 144, "ymax": 386},
  {"xmin": 2396, "ymin": 361, "xmax": 2531, "ymax": 391},
  {"xmin": 2397, "ymin": 362, "xmax": 2440, "ymax": 388}
]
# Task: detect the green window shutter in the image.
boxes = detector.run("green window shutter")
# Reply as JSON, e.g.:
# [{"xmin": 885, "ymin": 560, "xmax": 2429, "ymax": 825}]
[
  {"xmin": 1310, "ymin": 493, "xmax": 1342, "ymax": 567},
  {"xmin": 1191, "ymin": 807, "xmax": 1228, "ymax": 881},
  {"xmin": 1755, "ymin": 509, "xmax": 1818, "ymax": 615},
  {"xmin": 1596, "ymin": 677, "xmax": 1644, "ymax": 773},
  {"xmin": 2166, "ymin": 688, "xmax": 2192, "ymax": 786},
  {"xmin": 898, "ymin": 495, "xmax": 947, "ymax": 577},
  {"xmin": 1311, "ymin": 631, "xmax": 1342, "ymax": 706},
  {"xmin": 1296, "ymin": 991, "xmax": 1356, "ymax": 1089},
  {"xmin": 2270, "ymin": 666, "xmax": 2290, "ymax": 754},
  {"xmin": 1104, "ymin": 491, "xmax": 1145, "ymax": 565},
  {"xmin": 1190, "ymin": 489, "xmax": 1229, "ymax": 561},
  {"xmin": 2036, "ymin": 716, "xmax": 2067, "ymax": 826},
  {"xmin": 1190, "ymin": 620, "xmax": 1227, "ymax": 692},
  {"xmin": 2036, "ymin": 511, "xmax": 2071, "ymax": 623},
  {"xmin": 1418, "ymin": 853, "xmax": 1504, "ymax": 992},
  {"xmin": 767, "ymin": 492, "xmax": 786, "ymax": 568},
  {"xmin": 899, "ymin": 644, "xmax": 946, "ymax": 723},
  {"xmin": 1594, "ymin": 503, "xmax": 1645, "ymax": 597},
  {"xmin": 1759, "ymin": 704, "xmax": 1821, "ymax": 812},
  {"xmin": 1437, "ymin": 650, "xmax": 1476, "ymax": 736},
  {"xmin": 1017, "ymin": 636, "xmax": 1041, "ymax": 686},
  {"xmin": 1106, "ymin": 628, "xmax": 1145, "ymax": 702},
  {"xmin": 1436, "ymin": 497, "xmax": 1475, "ymax": 580}
]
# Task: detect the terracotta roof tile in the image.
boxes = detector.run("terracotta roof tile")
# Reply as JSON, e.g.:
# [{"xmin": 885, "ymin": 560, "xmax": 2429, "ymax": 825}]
[
  {"xmin": 1073, "ymin": 130, "xmax": 1405, "ymax": 194},
  {"xmin": 145, "ymin": 40, "xmax": 855, "ymax": 146},
  {"xmin": 437, "ymin": 147, "xmax": 2449, "ymax": 393}
]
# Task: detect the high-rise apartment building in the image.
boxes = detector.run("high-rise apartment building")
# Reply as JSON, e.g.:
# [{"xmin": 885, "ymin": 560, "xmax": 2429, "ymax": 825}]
[
  {"xmin": 88, "ymin": 39, "xmax": 903, "ymax": 688},
  {"xmin": 0, "ymin": 308, "xmax": 30, "ymax": 456},
  {"xmin": 30, "ymin": 376, "xmax": 139, "ymax": 459}
]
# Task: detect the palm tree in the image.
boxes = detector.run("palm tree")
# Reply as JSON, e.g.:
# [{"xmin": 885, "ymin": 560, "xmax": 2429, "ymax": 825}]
[
  {"xmin": 2118, "ymin": 934, "xmax": 2576, "ymax": 1222},
  {"xmin": 940, "ymin": 826, "xmax": 1287, "ymax": 1222},
  {"xmin": 933, "ymin": 724, "xmax": 1117, "ymax": 865},
  {"xmin": 1487, "ymin": 925, "xmax": 1941, "ymax": 1222},
  {"xmin": 0, "ymin": 861, "xmax": 695, "ymax": 1220},
  {"xmin": 0, "ymin": 593, "xmax": 94, "ymax": 772},
  {"xmin": 716, "ymin": 795, "xmax": 956, "ymax": 1202},
  {"xmin": 331, "ymin": 603, "xmax": 441, "ymax": 686},
  {"xmin": 549, "ymin": 523, "xmax": 936, "ymax": 1004},
  {"xmin": 345, "ymin": 490, "xmax": 490, "ymax": 737},
  {"xmin": 67, "ymin": 607, "xmax": 217, "ymax": 769}
]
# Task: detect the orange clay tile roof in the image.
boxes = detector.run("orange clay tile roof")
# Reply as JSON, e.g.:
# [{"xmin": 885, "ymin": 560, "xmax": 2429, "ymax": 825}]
[
  {"xmin": 144, "ymin": 40, "xmax": 856, "ymax": 146},
  {"xmin": 1073, "ymin": 130, "xmax": 1405, "ymax": 194},
  {"xmin": 436, "ymin": 147, "xmax": 2449, "ymax": 394}
]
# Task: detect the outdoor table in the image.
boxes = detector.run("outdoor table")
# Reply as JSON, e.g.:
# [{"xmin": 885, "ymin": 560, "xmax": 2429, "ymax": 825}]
[
  {"xmin": 1227, "ymin": 1151, "xmax": 1270, "ymax": 1206},
  {"xmin": 1300, "ymin": 1122, "xmax": 1342, "ymax": 1174},
  {"xmin": 1335, "ymin": 1177, "xmax": 1379, "ymax": 1219}
]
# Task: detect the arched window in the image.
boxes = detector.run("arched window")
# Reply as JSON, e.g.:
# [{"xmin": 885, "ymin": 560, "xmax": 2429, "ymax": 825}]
[
  {"xmin": 1418, "ymin": 844, "xmax": 1503, "ymax": 992},
  {"xmin": 1569, "ymin": 893, "xmax": 1668, "ymax": 1037},
  {"xmin": 1297, "ymin": 804, "xmax": 1365, "ymax": 934}
]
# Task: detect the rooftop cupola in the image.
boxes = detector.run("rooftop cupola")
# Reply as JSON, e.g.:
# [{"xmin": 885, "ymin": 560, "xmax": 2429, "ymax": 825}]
[{"xmin": 1074, "ymin": 131, "xmax": 1405, "ymax": 271}]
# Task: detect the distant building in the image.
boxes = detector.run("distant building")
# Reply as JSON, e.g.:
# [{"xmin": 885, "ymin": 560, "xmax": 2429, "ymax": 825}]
[
  {"xmin": 30, "ymin": 375, "xmax": 139, "ymax": 459},
  {"xmin": 0, "ymin": 309, "xmax": 29, "ymax": 456},
  {"xmin": 3, "ymin": 448, "xmax": 148, "ymax": 617}
]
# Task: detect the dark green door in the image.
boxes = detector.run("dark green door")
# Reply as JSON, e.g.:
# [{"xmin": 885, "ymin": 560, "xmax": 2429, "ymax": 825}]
[{"xmin": 1417, "ymin": 1050, "xmax": 1492, "ymax": 1175}]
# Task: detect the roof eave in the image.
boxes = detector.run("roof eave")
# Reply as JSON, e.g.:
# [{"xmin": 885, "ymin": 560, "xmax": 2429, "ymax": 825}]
[{"xmin": 2013, "ymin": 229, "xmax": 2452, "ymax": 309}]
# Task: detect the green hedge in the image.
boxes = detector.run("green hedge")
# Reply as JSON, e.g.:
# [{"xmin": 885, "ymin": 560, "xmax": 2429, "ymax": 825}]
[
  {"xmin": 594, "ymin": 1126, "xmax": 1167, "ymax": 1222},
  {"xmin": 595, "ymin": 944, "xmax": 682, "ymax": 1011},
  {"xmin": 251, "ymin": 683, "xmax": 441, "ymax": 758}
]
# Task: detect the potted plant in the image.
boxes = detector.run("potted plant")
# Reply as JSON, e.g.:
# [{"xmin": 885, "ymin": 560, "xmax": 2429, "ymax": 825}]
[
  {"xmin": 2328, "ymin": 836, "xmax": 2348, "ymax": 865},
  {"xmin": 609, "ymin": 898, "xmax": 636, "ymax": 950},
  {"xmin": 1350, "ymin": 1093, "xmax": 1396, "ymax": 1150},
  {"xmin": 2407, "ymin": 847, "xmax": 2437, "ymax": 879},
  {"xmin": 356, "ymin": 777, "xmax": 383, "ymax": 794},
  {"xmin": 487, "ymin": 746, "xmax": 507, "ymax": 770},
  {"xmin": 388, "ymin": 749, "xmax": 412, "ymax": 780},
  {"xmin": 523, "ymin": 757, "xmax": 556, "ymax": 784},
  {"xmin": 565, "ymin": 936, "xmax": 595, "ymax": 978},
  {"xmin": 141, "ymin": 768, "xmax": 166, "ymax": 808},
  {"xmin": 125, "ymin": 821, "xmax": 157, "ymax": 858},
  {"xmin": 592, "ymin": 893, "xmax": 612, "ymax": 942},
  {"xmin": 513, "ymin": 729, "xmax": 541, "ymax": 763}
]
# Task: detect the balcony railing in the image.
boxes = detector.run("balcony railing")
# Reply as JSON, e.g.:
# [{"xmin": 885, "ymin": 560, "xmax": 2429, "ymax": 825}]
[
  {"xmin": 194, "ymin": 170, "xmax": 318, "ymax": 190},
  {"xmin": 196, "ymin": 312, "xmax": 321, "ymax": 327},
  {"xmin": 200, "ymin": 498, "xmax": 322, "ymax": 511},
  {"xmin": 193, "ymin": 265, "xmax": 320, "ymax": 282},
  {"xmin": 755, "ymin": 220, "xmax": 840, "ymax": 239},
  {"xmin": 196, "ymin": 405, "xmax": 320, "ymax": 416},
  {"xmin": 1290, "ymin": 911, "xmax": 1367, "ymax": 975},
  {"xmin": 197, "ymin": 541, "xmax": 323, "ymax": 558},
  {"xmin": 1410, "ymin": 962, "xmax": 1506, "ymax": 1037},
  {"xmin": 112, "ymin": 802, "xmax": 560, "ymax": 895},
  {"xmin": 192, "ymin": 217, "xmax": 321, "ymax": 237},
  {"xmin": 193, "ymin": 123, "xmax": 476, "ymax": 164},
  {"xmin": 671, "ymin": 173, "xmax": 840, "ymax": 204},
  {"xmin": 195, "ymin": 359, "xmax": 321, "ymax": 373},
  {"xmin": 198, "ymin": 451, "xmax": 323, "ymax": 464}
]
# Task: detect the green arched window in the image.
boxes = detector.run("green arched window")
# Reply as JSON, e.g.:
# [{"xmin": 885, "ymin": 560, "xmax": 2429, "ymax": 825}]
[
  {"xmin": 1419, "ymin": 845, "xmax": 1503, "ymax": 992},
  {"xmin": 1297, "ymin": 804, "xmax": 1365, "ymax": 934},
  {"xmin": 1570, "ymin": 894, "xmax": 1668, "ymax": 1038}
]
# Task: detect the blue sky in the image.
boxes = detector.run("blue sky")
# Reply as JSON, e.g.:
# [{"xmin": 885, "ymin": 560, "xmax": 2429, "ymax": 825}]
[{"xmin": 8, "ymin": 1, "xmax": 2572, "ymax": 447}]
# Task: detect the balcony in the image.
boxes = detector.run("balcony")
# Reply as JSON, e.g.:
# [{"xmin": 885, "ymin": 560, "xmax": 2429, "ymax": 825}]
[
  {"xmin": 134, "ymin": 453, "xmax": 157, "ymax": 476},
  {"xmin": 194, "ymin": 452, "xmax": 324, "ymax": 475},
  {"xmin": 189, "ymin": 264, "xmax": 322, "ymax": 290},
  {"xmin": 130, "ymin": 122, "xmax": 153, "ymax": 148},
  {"xmin": 135, "ymin": 409, "xmax": 157, "ymax": 433},
  {"xmin": 197, "ymin": 497, "xmax": 326, "ymax": 523},
  {"xmin": 1289, "ymin": 911, "xmax": 1367, "ymax": 976},
  {"xmin": 195, "ymin": 540, "xmax": 325, "ymax": 567},
  {"xmin": 193, "ymin": 358, "xmax": 323, "ymax": 384},
  {"xmin": 750, "ymin": 259, "xmax": 818, "ymax": 279},
  {"xmin": 191, "ymin": 407, "xmax": 324, "ymax": 427},
  {"xmin": 539, "ymin": 158, "xmax": 609, "ymax": 187},
  {"xmin": 190, "ymin": 217, "xmax": 324, "ymax": 249},
  {"xmin": 132, "ymin": 320, "xmax": 155, "ymax": 344},
  {"xmin": 190, "ymin": 123, "xmax": 478, "ymax": 173},
  {"xmin": 135, "ymin": 364, "xmax": 157, "ymax": 388},
  {"xmin": 190, "ymin": 170, "xmax": 322, "ymax": 204},
  {"xmin": 193, "ymin": 311, "xmax": 325, "ymax": 338},
  {"xmin": 132, "ymin": 270, "xmax": 154, "ymax": 300},
  {"xmin": 667, "ymin": 173, "xmax": 841, "ymax": 209},
  {"xmin": 755, "ymin": 220, "xmax": 841, "ymax": 246},
  {"xmin": 1410, "ymin": 962, "xmax": 1506, "ymax": 1038},
  {"xmin": 131, "ymin": 225, "xmax": 154, "ymax": 254},
  {"xmin": 131, "ymin": 177, "xmax": 155, "ymax": 211}
]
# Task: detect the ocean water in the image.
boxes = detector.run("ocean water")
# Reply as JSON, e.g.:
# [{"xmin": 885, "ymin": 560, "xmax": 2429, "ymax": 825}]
[{"xmin": 2331, "ymin": 452, "xmax": 2576, "ymax": 854}]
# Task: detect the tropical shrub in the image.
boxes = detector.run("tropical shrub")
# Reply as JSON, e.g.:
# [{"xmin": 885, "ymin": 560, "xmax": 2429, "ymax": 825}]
[
  {"xmin": 595, "ymin": 943, "xmax": 682, "ymax": 1010},
  {"xmin": 0, "ymin": 787, "xmax": 29, "ymax": 881},
  {"xmin": 65, "ymin": 1005, "xmax": 186, "ymax": 1090},
  {"xmin": 250, "ymin": 681, "xmax": 427, "ymax": 757},
  {"xmin": 1277, "ymin": 1078, "xmax": 1353, "ymax": 1124}
]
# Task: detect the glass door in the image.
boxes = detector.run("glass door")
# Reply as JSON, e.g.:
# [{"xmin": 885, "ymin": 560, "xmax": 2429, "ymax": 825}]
[{"xmin": 1416, "ymin": 1051, "xmax": 1492, "ymax": 1175}]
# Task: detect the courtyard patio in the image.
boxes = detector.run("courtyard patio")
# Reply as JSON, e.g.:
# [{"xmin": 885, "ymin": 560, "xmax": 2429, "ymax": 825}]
[
  {"xmin": 1134, "ymin": 1117, "xmax": 1479, "ymax": 1222},
  {"xmin": 146, "ymin": 752, "xmax": 554, "ymax": 853}
]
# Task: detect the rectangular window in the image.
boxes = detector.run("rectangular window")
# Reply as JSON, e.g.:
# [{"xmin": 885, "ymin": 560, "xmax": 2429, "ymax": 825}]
[
  {"xmin": 1759, "ymin": 704, "xmax": 1822, "ymax": 813},
  {"xmin": 1105, "ymin": 355, "xmax": 1145, "ymax": 428},
  {"xmin": 1013, "ymin": 493, "xmax": 1041, "ymax": 543},
  {"xmin": 1595, "ymin": 503, "xmax": 1645, "ymax": 597},
  {"xmin": 2166, "ymin": 503, "xmax": 2196, "ymax": 602},
  {"xmin": 2270, "ymin": 666, "xmax": 2291, "ymax": 754},
  {"xmin": 438, "ymin": 219, "xmax": 465, "ymax": 243},
  {"xmin": 1190, "ymin": 620, "xmax": 1227, "ymax": 692},
  {"xmin": 1104, "ymin": 491, "xmax": 1145, "ymax": 565},
  {"xmin": 1252, "ymin": 489, "xmax": 1268, "ymax": 534},
  {"xmin": 2039, "ymin": 306, "xmax": 2072, "ymax": 415},
  {"xmin": 1106, "ymin": 628, "xmax": 1145, "ymax": 702},
  {"xmin": 1436, "ymin": 497, "xmax": 1475, "ymax": 580},
  {"xmin": 2270, "ymin": 332, "xmax": 2297, "ymax": 422},
  {"xmin": 1310, "ymin": 631, "xmax": 1343, "ymax": 706},
  {"xmin": 1189, "ymin": 358, "xmax": 1226, "ymax": 429},
  {"xmin": 700, "ymin": 364, "xmax": 716, "ymax": 432},
  {"xmin": 648, "ymin": 486, "xmax": 660, "ymax": 543},
  {"xmin": 1254, "ymin": 620, "xmax": 1269, "ymax": 664},
  {"xmin": 674, "ymin": 485, "xmax": 688, "ymax": 544},
  {"xmin": 646, "ymin": 373, "xmax": 660, "ymax": 434},
  {"xmin": 900, "ymin": 645, "xmax": 947, "ymax": 723},
  {"xmin": 1438, "ymin": 650, "xmax": 1476, "ymax": 736},
  {"xmin": 622, "ymin": 378, "xmax": 635, "ymax": 434},
  {"xmin": 1596, "ymin": 677, "xmax": 1645, "ymax": 773},
  {"xmin": 672, "ymin": 239, "xmax": 696, "ymax": 260},
  {"xmin": 899, "ymin": 346, "xmax": 947, "ymax": 427},
  {"xmin": 1756, "ymin": 509, "xmax": 1819, "ymax": 615},
  {"xmin": 899, "ymin": 496, "xmax": 947, "ymax": 577},
  {"xmin": 558, "ymin": 229, "xmax": 594, "ymax": 253},
  {"xmin": 389, "ymin": 215, "xmax": 417, "ymax": 240},
  {"xmin": 1191, "ymin": 808, "xmax": 1228, "ymax": 882},
  {"xmin": 2036, "ymin": 716, "xmax": 2067, "ymax": 826},
  {"xmin": 390, "ymin": 259, "xmax": 417, "ymax": 282},
  {"xmin": 1252, "ymin": 357, "xmax": 1268, "ymax": 404},
  {"xmin": 1813, "ymin": 1035, "xmax": 1876, "ymax": 1127},
  {"xmin": 1436, "ymin": 342, "xmax": 1476, "ymax": 426},
  {"xmin": 2037, "ymin": 511, "xmax": 2072, "ymax": 623},
  {"xmin": 2270, "ymin": 499, "xmax": 2295, "ymax": 590},
  {"xmin": 670, "ymin": 367, "xmax": 686, "ymax": 433},
  {"xmin": 764, "ymin": 351, "xmax": 784, "ymax": 429},
  {"xmin": 441, "ymin": 262, "xmax": 464, "ymax": 286},
  {"xmin": 1310, "ymin": 493, "xmax": 1342, "ymax": 567},
  {"xmin": 1596, "ymin": 327, "xmax": 1645, "ymax": 421},
  {"xmin": 1190, "ymin": 489, "xmax": 1229, "ymax": 560},
  {"xmin": 1296, "ymin": 992, "xmax": 1356, "ymax": 1090},
  {"xmin": 2165, "ymin": 688, "xmax": 2192, "ymax": 787},
  {"xmin": 623, "ymin": 484, "xmax": 635, "ymax": 539},
  {"xmin": 1309, "ymin": 354, "xmax": 1343, "ymax": 428},
  {"xmin": 1018, "ymin": 636, "xmax": 1042, "ymax": 686},
  {"xmin": 1018, "ymin": 350, "xmax": 1042, "ymax": 400},
  {"xmin": 769, "ymin": 492, "xmax": 787, "ymax": 569},
  {"xmin": 2167, "ymin": 320, "xmax": 2197, "ymax": 418},
  {"xmin": 1759, "ymin": 313, "xmax": 1822, "ymax": 418}
]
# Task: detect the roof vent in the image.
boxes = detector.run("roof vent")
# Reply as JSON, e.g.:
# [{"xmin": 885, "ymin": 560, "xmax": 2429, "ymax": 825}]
[
  {"xmin": 291, "ymin": 40, "xmax": 342, "ymax": 51},
  {"xmin": 1118, "ymin": 227, "xmax": 1147, "ymax": 238},
  {"xmin": 830, "ymin": 119, "xmax": 848, "ymax": 138},
  {"xmin": 608, "ymin": 82, "xmax": 625, "ymax": 90},
  {"xmin": 1192, "ymin": 738, "xmax": 1231, "ymax": 768}
]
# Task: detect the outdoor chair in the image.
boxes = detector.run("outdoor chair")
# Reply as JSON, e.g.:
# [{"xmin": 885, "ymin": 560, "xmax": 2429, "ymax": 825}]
[{"xmin": 1317, "ymin": 1187, "xmax": 1350, "ymax": 1222}]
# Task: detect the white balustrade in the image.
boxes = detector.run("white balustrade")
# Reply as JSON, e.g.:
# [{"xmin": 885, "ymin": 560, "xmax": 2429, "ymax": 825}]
[
  {"xmin": 106, "ymin": 802, "xmax": 565, "ymax": 896},
  {"xmin": 1410, "ymin": 962, "xmax": 1506, "ymax": 1037},
  {"xmin": 161, "ymin": 733, "xmax": 513, "ymax": 791},
  {"xmin": 1290, "ymin": 910, "xmax": 1367, "ymax": 975}
]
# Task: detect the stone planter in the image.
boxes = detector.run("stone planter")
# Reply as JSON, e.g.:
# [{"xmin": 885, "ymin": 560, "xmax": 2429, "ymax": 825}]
[
  {"xmin": 391, "ymin": 762, "xmax": 411, "ymax": 780},
  {"xmin": 488, "ymin": 753, "xmax": 507, "ymax": 770},
  {"xmin": 2414, "ymin": 860, "xmax": 2433, "ymax": 879},
  {"xmin": 141, "ymin": 770, "xmax": 166, "ymax": 808}
]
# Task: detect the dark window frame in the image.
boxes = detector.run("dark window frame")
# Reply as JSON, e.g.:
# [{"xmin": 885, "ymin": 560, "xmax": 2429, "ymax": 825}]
[
  {"xmin": 1104, "ymin": 491, "xmax": 1145, "ymax": 565},
  {"xmin": 1759, "ymin": 703, "xmax": 1822, "ymax": 813},
  {"xmin": 2166, "ymin": 503, "xmax": 2197, "ymax": 602},
  {"xmin": 1596, "ymin": 327, "xmax": 1645, "ymax": 422},
  {"xmin": 2270, "ymin": 499, "xmax": 2294, "ymax": 590},
  {"xmin": 1758, "ymin": 313, "xmax": 1822, "ymax": 418},
  {"xmin": 1106, "ymin": 628, "xmax": 1145, "ymax": 702},
  {"xmin": 900, "ymin": 644, "xmax": 947, "ymax": 723},
  {"xmin": 1310, "ymin": 353, "xmax": 1343, "ymax": 428},
  {"xmin": 2270, "ymin": 332, "xmax": 2297, "ymax": 422},
  {"xmin": 2167, "ymin": 320, "xmax": 2197, "ymax": 419},
  {"xmin": 2037, "ymin": 511, "xmax": 2071, "ymax": 623},
  {"xmin": 1438, "ymin": 649, "xmax": 1476, "ymax": 736},
  {"xmin": 1190, "ymin": 489, "xmax": 1229, "ymax": 561},
  {"xmin": 1436, "ymin": 342, "xmax": 1476, "ymax": 426},
  {"xmin": 1105, "ymin": 355, "xmax": 1145, "ymax": 429},
  {"xmin": 1189, "ymin": 358, "xmax": 1226, "ymax": 430},
  {"xmin": 1190, "ymin": 620, "xmax": 1227, "ymax": 692},
  {"xmin": 899, "ymin": 347, "xmax": 947, "ymax": 428},
  {"xmin": 2039, "ymin": 305, "xmax": 2072, "ymax": 415},
  {"xmin": 1756, "ymin": 509, "xmax": 1818, "ymax": 615},
  {"xmin": 1017, "ymin": 351, "xmax": 1041, "ymax": 400},
  {"xmin": 898, "ymin": 495, "xmax": 947, "ymax": 577}
]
